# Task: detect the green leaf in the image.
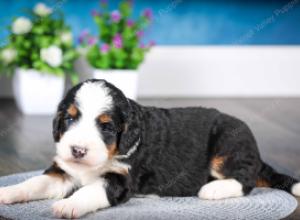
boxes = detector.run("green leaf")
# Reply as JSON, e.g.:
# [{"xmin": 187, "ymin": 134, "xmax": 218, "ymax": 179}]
[
  {"xmin": 70, "ymin": 72, "xmax": 79, "ymax": 85},
  {"xmin": 119, "ymin": 1, "xmax": 132, "ymax": 18}
]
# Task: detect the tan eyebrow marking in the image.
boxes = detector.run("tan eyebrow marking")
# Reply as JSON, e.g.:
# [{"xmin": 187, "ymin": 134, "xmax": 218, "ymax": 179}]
[
  {"xmin": 99, "ymin": 114, "xmax": 112, "ymax": 123},
  {"xmin": 67, "ymin": 104, "xmax": 78, "ymax": 117}
]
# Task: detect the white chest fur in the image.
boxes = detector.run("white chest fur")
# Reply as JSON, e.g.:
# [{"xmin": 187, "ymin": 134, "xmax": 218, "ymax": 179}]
[{"xmin": 54, "ymin": 156, "xmax": 131, "ymax": 186}]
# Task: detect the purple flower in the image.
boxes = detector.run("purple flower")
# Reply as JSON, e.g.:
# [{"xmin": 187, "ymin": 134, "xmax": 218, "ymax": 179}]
[
  {"xmin": 127, "ymin": 19, "xmax": 134, "ymax": 27},
  {"xmin": 87, "ymin": 36, "xmax": 97, "ymax": 46},
  {"xmin": 139, "ymin": 42, "xmax": 146, "ymax": 49},
  {"xmin": 100, "ymin": 43, "xmax": 110, "ymax": 53},
  {"xmin": 111, "ymin": 10, "xmax": 121, "ymax": 23},
  {"xmin": 91, "ymin": 9, "xmax": 100, "ymax": 17},
  {"xmin": 78, "ymin": 29, "xmax": 89, "ymax": 44},
  {"xmin": 142, "ymin": 8, "xmax": 153, "ymax": 20},
  {"xmin": 113, "ymin": 34, "xmax": 122, "ymax": 48},
  {"xmin": 136, "ymin": 30, "xmax": 144, "ymax": 38}
]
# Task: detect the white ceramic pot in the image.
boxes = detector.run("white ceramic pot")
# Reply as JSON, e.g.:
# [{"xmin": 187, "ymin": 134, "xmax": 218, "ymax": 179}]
[
  {"xmin": 74, "ymin": 55, "xmax": 139, "ymax": 100},
  {"xmin": 12, "ymin": 68, "xmax": 65, "ymax": 115},
  {"xmin": 92, "ymin": 69, "xmax": 139, "ymax": 100}
]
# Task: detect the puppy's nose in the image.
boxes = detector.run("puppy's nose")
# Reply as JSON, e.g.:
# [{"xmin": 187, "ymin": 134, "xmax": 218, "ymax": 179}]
[{"xmin": 71, "ymin": 146, "xmax": 87, "ymax": 159}]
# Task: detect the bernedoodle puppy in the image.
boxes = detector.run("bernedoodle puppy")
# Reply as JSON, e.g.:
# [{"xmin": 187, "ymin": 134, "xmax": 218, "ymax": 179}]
[{"xmin": 0, "ymin": 79, "xmax": 299, "ymax": 218}]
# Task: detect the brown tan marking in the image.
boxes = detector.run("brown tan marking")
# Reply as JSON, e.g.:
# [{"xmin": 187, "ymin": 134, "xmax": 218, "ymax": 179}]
[
  {"xmin": 67, "ymin": 104, "xmax": 78, "ymax": 118},
  {"xmin": 44, "ymin": 162, "xmax": 67, "ymax": 181},
  {"xmin": 210, "ymin": 156, "xmax": 227, "ymax": 179},
  {"xmin": 107, "ymin": 142, "xmax": 118, "ymax": 159},
  {"xmin": 211, "ymin": 156, "xmax": 226, "ymax": 171},
  {"xmin": 99, "ymin": 114, "xmax": 112, "ymax": 123},
  {"xmin": 109, "ymin": 166, "xmax": 129, "ymax": 176},
  {"xmin": 256, "ymin": 178, "xmax": 270, "ymax": 187},
  {"xmin": 100, "ymin": 160, "xmax": 130, "ymax": 175}
]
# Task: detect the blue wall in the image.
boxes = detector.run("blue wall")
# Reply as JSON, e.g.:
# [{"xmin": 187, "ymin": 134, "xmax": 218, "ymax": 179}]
[{"xmin": 1, "ymin": 0, "xmax": 300, "ymax": 45}]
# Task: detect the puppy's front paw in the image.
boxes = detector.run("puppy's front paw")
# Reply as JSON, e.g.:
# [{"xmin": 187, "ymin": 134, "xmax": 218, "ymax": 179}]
[
  {"xmin": 52, "ymin": 199, "xmax": 86, "ymax": 219},
  {"xmin": 0, "ymin": 186, "xmax": 27, "ymax": 204}
]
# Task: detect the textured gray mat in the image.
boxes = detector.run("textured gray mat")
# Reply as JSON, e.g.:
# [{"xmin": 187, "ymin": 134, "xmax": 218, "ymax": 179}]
[{"xmin": 0, "ymin": 170, "xmax": 297, "ymax": 220}]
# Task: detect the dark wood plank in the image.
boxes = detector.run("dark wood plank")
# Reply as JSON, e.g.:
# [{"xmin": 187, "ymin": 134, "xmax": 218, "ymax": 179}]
[{"xmin": 0, "ymin": 99, "xmax": 55, "ymax": 175}]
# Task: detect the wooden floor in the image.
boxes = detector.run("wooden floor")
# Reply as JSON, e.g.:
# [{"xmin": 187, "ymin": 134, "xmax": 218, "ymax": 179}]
[{"xmin": 0, "ymin": 98, "xmax": 300, "ymax": 219}]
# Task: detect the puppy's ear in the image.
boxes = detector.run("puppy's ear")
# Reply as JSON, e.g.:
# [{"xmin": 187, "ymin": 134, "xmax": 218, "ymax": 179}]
[
  {"xmin": 117, "ymin": 101, "xmax": 140, "ymax": 155},
  {"xmin": 52, "ymin": 111, "xmax": 63, "ymax": 142}
]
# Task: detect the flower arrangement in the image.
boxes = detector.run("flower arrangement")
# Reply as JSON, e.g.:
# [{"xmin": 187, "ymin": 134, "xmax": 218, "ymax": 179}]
[
  {"xmin": 0, "ymin": 3, "xmax": 78, "ymax": 83},
  {"xmin": 80, "ymin": 0, "xmax": 154, "ymax": 70}
]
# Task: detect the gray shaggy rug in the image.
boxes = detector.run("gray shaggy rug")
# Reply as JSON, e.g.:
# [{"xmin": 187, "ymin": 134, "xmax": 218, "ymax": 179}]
[{"xmin": 0, "ymin": 170, "xmax": 297, "ymax": 220}]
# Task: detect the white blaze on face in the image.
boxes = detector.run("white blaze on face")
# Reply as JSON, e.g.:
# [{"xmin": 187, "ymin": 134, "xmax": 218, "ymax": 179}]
[{"xmin": 56, "ymin": 81, "xmax": 113, "ymax": 166}]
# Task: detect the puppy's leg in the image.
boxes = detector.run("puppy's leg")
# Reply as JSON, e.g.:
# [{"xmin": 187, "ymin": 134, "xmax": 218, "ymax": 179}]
[
  {"xmin": 53, "ymin": 172, "xmax": 131, "ymax": 219},
  {"xmin": 52, "ymin": 179, "xmax": 109, "ymax": 218},
  {"xmin": 199, "ymin": 114, "xmax": 259, "ymax": 200},
  {"xmin": 0, "ymin": 163, "xmax": 74, "ymax": 204}
]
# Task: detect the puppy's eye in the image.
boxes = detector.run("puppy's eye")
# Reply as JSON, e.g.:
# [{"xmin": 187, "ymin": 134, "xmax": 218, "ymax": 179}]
[
  {"xmin": 64, "ymin": 116, "xmax": 74, "ymax": 126},
  {"xmin": 100, "ymin": 123, "xmax": 115, "ymax": 133}
]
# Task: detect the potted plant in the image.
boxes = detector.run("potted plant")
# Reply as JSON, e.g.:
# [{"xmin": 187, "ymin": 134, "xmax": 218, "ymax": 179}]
[
  {"xmin": 0, "ymin": 3, "xmax": 78, "ymax": 115},
  {"xmin": 77, "ymin": 0, "xmax": 154, "ymax": 99}
]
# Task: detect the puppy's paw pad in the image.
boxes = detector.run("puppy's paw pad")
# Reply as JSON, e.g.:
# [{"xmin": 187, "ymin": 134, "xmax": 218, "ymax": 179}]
[
  {"xmin": 52, "ymin": 199, "xmax": 84, "ymax": 219},
  {"xmin": 198, "ymin": 179, "xmax": 243, "ymax": 200}
]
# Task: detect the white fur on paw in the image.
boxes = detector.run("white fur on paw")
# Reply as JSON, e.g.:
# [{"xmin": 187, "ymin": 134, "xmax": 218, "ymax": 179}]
[
  {"xmin": 0, "ymin": 186, "xmax": 26, "ymax": 204},
  {"xmin": 198, "ymin": 179, "xmax": 243, "ymax": 200},
  {"xmin": 291, "ymin": 183, "xmax": 300, "ymax": 197},
  {"xmin": 52, "ymin": 199, "xmax": 86, "ymax": 219}
]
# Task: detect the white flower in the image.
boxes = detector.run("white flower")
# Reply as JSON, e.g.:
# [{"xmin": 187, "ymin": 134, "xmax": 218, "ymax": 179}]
[
  {"xmin": 60, "ymin": 32, "xmax": 73, "ymax": 44},
  {"xmin": 1, "ymin": 48, "xmax": 17, "ymax": 64},
  {"xmin": 34, "ymin": 3, "xmax": 53, "ymax": 16},
  {"xmin": 40, "ymin": 46, "xmax": 63, "ymax": 67},
  {"xmin": 12, "ymin": 17, "xmax": 32, "ymax": 35}
]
